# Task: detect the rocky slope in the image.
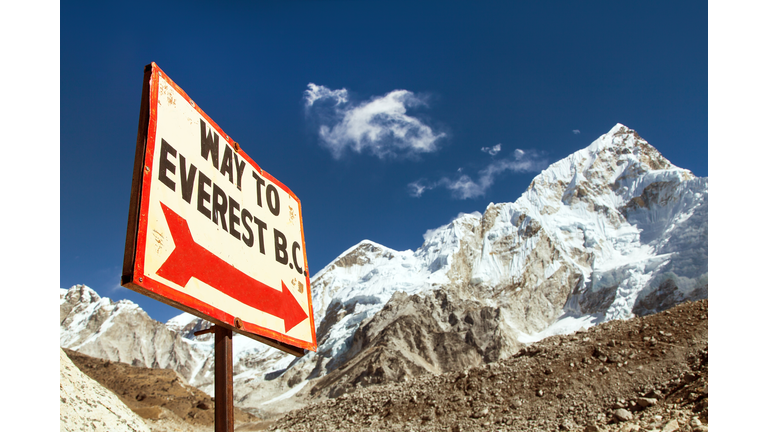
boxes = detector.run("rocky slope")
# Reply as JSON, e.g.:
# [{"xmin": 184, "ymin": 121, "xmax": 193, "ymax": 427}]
[
  {"xmin": 60, "ymin": 348, "xmax": 151, "ymax": 432},
  {"xmin": 308, "ymin": 288, "xmax": 523, "ymax": 399},
  {"xmin": 271, "ymin": 299, "xmax": 708, "ymax": 432},
  {"xmin": 63, "ymin": 348, "xmax": 260, "ymax": 432},
  {"xmin": 60, "ymin": 285, "xmax": 214, "ymax": 385}
]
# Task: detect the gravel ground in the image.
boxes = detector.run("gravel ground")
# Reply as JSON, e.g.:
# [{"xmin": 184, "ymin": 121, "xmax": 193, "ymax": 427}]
[{"xmin": 266, "ymin": 299, "xmax": 708, "ymax": 432}]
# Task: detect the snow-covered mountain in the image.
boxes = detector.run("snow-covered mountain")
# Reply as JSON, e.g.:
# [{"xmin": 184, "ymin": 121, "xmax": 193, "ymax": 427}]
[
  {"xmin": 60, "ymin": 124, "xmax": 707, "ymax": 413},
  {"xmin": 59, "ymin": 285, "xmax": 212, "ymax": 384},
  {"xmin": 275, "ymin": 123, "xmax": 708, "ymax": 398},
  {"xmin": 59, "ymin": 285, "xmax": 294, "ymax": 399}
]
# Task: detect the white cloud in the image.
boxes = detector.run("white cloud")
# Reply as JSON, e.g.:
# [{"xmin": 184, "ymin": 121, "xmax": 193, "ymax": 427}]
[
  {"xmin": 304, "ymin": 84, "xmax": 446, "ymax": 159},
  {"xmin": 407, "ymin": 180, "xmax": 432, "ymax": 198},
  {"xmin": 481, "ymin": 143, "xmax": 502, "ymax": 156},
  {"xmin": 572, "ymin": 129, "xmax": 581, "ymax": 135},
  {"xmin": 304, "ymin": 83, "xmax": 348, "ymax": 107},
  {"xmin": 439, "ymin": 174, "xmax": 483, "ymax": 199},
  {"xmin": 410, "ymin": 149, "xmax": 547, "ymax": 199}
]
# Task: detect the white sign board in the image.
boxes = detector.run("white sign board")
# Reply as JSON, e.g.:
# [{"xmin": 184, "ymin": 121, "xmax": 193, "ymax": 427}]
[{"xmin": 123, "ymin": 63, "xmax": 316, "ymax": 354}]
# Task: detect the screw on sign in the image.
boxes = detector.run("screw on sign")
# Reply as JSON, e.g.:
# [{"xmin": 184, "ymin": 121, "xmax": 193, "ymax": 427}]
[{"xmin": 122, "ymin": 63, "xmax": 317, "ymax": 432}]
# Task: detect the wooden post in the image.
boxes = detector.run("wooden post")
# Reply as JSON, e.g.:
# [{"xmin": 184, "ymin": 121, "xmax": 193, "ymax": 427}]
[{"xmin": 214, "ymin": 325, "xmax": 234, "ymax": 432}]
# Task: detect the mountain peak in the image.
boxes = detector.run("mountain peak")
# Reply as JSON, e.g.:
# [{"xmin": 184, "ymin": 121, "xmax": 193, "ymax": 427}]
[
  {"xmin": 592, "ymin": 123, "xmax": 678, "ymax": 172},
  {"xmin": 606, "ymin": 122, "xmax": 646, "ymax": 136},
  {"xmin": 61, "ymin": 284, "xmax": 101, "ymax": 304},
  {"xmin": 607, "ymin": 122, "xmax": 629, "ymax": 135},
  {"xmin": 320, "ymin": 240, "xmax": 397, "ymax": 274},
  {"xmin": 520, "ymin": 124, "xmax": 694, "ymax": 213}
]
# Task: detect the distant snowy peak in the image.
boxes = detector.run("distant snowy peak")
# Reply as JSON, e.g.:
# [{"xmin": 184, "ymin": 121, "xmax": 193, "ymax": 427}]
[
  {"xmin": 310, "ymin": 240, "xmax": 423, "ymax": 322},
  {"xmin": 306, "ymin": 123, "xmax": 706, "ymax": 366},
  {"xmin": 320, "ymin": 240, "xmax": 399, "ymax": 273},
  {"xmin": 59, "ymin": 284, "xmax": 213, "ymax": 385},
  {"xmin": 60, "ymin": 284, "xmax": 101, "ymax": 305},
  {"xmin": 59, "ymin": 285, "xmax": 147, "ymax": 347},
  {"xmin": 522, "ymin": 124, "xmax": 693, "ymax": 212},
  {"xmin": 166, "ymin": 312, "xmax": 214, "ymax": 341}
]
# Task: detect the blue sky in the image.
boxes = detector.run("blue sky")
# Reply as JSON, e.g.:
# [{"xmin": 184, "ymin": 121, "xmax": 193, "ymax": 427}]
[{"xmin": 57, "ymin": 1, "xmax": 709, "ymax": 324}]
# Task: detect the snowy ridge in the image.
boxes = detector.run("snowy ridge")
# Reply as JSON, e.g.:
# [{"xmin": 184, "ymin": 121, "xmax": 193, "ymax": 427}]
[
  {"xmin": 306, "ymin": 212, "xmax": 486, "ymax": 363},
  {"xmin": 289, "ymin": 123, "xmax": 707, "ymax": 385},
  {"xmin": 60, "ymin": 285, "xmax": 214, "ymax": 386}
]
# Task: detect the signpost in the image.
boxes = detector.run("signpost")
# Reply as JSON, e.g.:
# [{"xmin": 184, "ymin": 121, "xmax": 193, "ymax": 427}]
[{"xmin": 123, "ymin": 63, "xmax": 316, "ymax": 431}]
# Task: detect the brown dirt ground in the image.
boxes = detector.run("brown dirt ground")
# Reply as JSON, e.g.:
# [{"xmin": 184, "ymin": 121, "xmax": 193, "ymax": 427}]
[
  {"xmin": 268, "ymin": 299, "xmax": 708, "ymax": 432},
  {"xmin": 62, "ymin": 348, "xmax": 261, "ymax": 431}
]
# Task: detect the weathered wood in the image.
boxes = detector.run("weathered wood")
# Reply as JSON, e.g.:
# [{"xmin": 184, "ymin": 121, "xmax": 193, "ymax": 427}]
[
  {"xmin": 215, "ymin": 325, "xmax": 234, "ymax": 432},
  {"xmin": 122, "ymin": 64, "xmax": 152, "ymax": 285}
]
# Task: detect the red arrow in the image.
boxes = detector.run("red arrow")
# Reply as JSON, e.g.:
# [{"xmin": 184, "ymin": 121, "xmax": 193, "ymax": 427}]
[{"xmin": 155, "ymin": 203, "xmax": 308, "ymax": 333}]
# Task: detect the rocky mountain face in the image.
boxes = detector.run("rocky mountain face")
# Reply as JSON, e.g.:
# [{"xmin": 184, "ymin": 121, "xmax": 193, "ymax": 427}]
[
  {"xmin": 60, "ymin": 348, "xmax": 151, "ymax": 432},
  {"xmin": 59, "ymin": 285, "xmax": 213, "ymax": 385},
  {"xmin": 63, "ymin": 347, "xmax": 260, "ymax": 431},
  {"xmin": 59, "ymin": 124, "xmax": 707, "ymax": 416},
  {"xmin": 59, "ymin": 285, "xmax": 293, "ymax": 402},
  {"xmin": 274, "ymin": 123, "xmax": 708, "ymax": 401},
  {"xmin": 59, "ymin": 283, "xmax": 309, "ymax": 414}
]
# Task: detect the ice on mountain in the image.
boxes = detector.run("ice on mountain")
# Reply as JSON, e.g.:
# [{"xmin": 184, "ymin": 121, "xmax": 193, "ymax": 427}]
[{"xmin": 61, "ymin": 124, "xmax": 707, "ymax": 408}]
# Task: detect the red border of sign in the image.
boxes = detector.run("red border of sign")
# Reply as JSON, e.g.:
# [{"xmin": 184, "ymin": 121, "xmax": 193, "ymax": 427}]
[{"xmin": 122, "ymin": 63, "xmax": 317, "ymax": 355}]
